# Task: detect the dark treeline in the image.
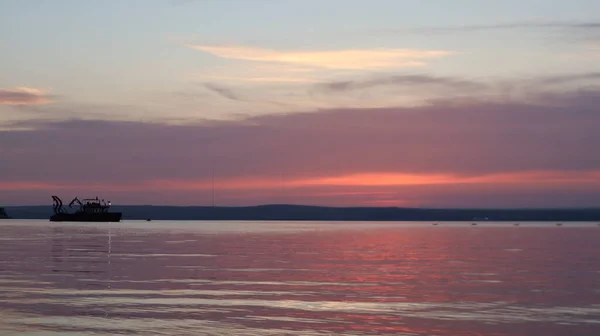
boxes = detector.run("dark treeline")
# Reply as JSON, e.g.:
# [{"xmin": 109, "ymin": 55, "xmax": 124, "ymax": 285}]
[
  {"xmin": 0, "ymin": 207, "xmax": 10, "ymax": 219},
  {"xmin": 4, "ymin": 205, "xmax": 600, "ymax": 221}
]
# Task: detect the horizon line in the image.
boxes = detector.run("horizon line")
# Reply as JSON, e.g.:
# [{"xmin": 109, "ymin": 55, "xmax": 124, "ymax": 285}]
[{"xmin": 3, "ymin": 204, "xmax": 600, "ymax": 210}]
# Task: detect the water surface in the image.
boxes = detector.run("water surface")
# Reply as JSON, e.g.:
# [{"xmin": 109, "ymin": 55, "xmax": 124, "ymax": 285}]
[{"xmin": 0, "ymin": 220, "xmax": 599, "ymax": 335}]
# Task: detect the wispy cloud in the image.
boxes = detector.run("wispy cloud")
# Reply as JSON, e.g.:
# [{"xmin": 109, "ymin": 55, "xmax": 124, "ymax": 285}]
[
  {"xmin": 0, "ymin": 87, "xmax": 53, "ymax": 105},
  {"xmin": 535, "ymin": 72, "xmax": 600, "ymax": 86},
  {"xmin": 307, "ymin": 71, "xmax": 600, "ymax": 107},
  {"xmin": 315, "ymin": 75, "xmax": 486, "ymax": 93},
  {"xmin": 200, "ymin": 82, "xmax": 299, "ymax": 109},
  {"xmin": 187, "ymin": 45, "xmax": 453, "ymax": 70},
  {"xmin": 201, "ymin": 75, "xmax": 322, "ymax": 84},
  {"xmin": 190, "ymin": 63, "xmax": 326, "ymax": 84},
  {"xmin": 204, "ymin": 83, "xmax": 243, "ymax": 101},
  {"xmin": 388, "ymin": 21, "xmax": 600, "ymax": 34}
]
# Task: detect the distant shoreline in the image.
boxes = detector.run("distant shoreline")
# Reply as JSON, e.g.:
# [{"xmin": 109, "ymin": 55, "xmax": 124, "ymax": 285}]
[
  {"xmin": 4, "ymin": 205, "xmax": 600, "ymax": 221},
  {"xmin": 0, "ymin": 207, "xmax": 9, "ymax": 219}
]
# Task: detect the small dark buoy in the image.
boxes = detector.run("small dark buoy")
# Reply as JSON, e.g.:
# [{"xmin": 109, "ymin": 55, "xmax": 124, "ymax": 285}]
[
  {"xmin": 146, "ymin": 218, "xmax": 151, "ymax": 222},
  {"xmin": 514, "ymin": 223, "xmax": 520, "ymax": 226},
  {"xmin": 433, "ymin": 223, "xmax": 438, "ymax": 226},
  {"xmin": 556, "ymin": 223, "xmax": 562, "ymax": 226},
  {"xmin": 471, "ymin": 223, "xmax": 477, "ymax": 226}
]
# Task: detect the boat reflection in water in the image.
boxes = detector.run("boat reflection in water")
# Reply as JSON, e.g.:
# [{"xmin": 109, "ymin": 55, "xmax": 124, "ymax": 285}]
[
  {"xmin": 50, "ymin": 196, "xmax": 122, "ymax": 222},
  {"xmin": 50, "ymin": 226, "xmax": 113, "ymax": 291}
]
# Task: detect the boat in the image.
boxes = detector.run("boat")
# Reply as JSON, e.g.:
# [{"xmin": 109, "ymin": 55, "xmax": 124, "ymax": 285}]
[{"xmin": 50, "ymin": 196, "xmax": 122, "ymax": 222}]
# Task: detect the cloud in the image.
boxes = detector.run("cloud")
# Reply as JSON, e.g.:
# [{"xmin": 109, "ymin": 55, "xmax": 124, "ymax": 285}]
[
  {"xmin": 203, "ymin": 83, "xmax": 244, "ymax": 101},
  {"xmin": 535, "ymin": 72, "xmax": 600, "ymax": 86},
  {"xmin": 0, "ymin": 102, "xmax": 162, "ymax": 129},
  {"xmin": 0, "ymin": 87, "xmax": 53, "ymax": 105},
  {"xmin": 314, "ymin": 74, "xmax": 486, "ymax": 93},
  {"xmin": 308, "ymin": 72, "xmax": 600, "ymax": 108},
  {"xmin": 2, "ymin": 87, "xmax": 600, "ymax": 194},
  {"xmin": 390, "ymin": 21, "xmax": 600, "ymax": 34},
  {"xmin": 3, "ymin": 80, "xmax": 600, "ymax": 206},
  {"xmin": 187, "ymin": 45, "xmax": 453, "ymax": 70},
  {"xmin": 191, "ymin": 63, "xmax": 331, "ymax": 85},
  {"xmin": 201, "ymin": 75, "xmax": 321, "ymax": 84},
  {"xmin": 379, "ymin": 21, "xmax": 600, "ymax": 52},
  {"xmin": 199, "ymin": 82, "xmax": 298, "ymax": 109}
]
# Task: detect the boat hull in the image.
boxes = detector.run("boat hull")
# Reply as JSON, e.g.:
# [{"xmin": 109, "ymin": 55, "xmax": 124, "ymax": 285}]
[{"xmin": 50, "ymin": 212, "xmax": 122, "ymax": 222}]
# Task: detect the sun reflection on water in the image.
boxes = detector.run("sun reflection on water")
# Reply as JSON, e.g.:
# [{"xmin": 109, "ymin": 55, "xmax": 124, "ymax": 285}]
[{"xmin": 0, "ymin": 221, "xmax": 599, "ymax": 335}]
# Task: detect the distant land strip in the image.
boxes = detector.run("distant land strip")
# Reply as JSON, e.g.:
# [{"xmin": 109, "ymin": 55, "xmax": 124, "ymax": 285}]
[{"xmin": 3, "ymin": 205, "xmax": 600, "ymax": 221}]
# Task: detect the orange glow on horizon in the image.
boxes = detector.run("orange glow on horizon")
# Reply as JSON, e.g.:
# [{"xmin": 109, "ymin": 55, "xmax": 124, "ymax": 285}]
[
  {"xmin": 298, "ymin": 173, "xmax": 457, "ymax": 186},
  {"xmin": 298, "ymin": 171, "xmax": 600, "ymax": 187},
  {"xmin": 2, "ymin": 170, "xmax": 600, "ymax": 192}
]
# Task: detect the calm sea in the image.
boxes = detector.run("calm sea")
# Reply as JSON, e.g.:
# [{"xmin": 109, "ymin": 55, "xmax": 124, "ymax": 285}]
[{"xmin": 0, "ymin": 220, "xmax": 599, "ymax": 335}]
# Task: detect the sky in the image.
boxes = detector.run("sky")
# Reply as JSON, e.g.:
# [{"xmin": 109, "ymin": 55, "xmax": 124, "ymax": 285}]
[{"xmin": 1, "ymin": 0, "xmax": 600, "ymax": 207}]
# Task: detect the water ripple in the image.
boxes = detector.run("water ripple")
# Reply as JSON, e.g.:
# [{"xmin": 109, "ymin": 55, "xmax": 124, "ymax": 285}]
[{"xmin": 1, "ymin": 220, "xmax": 599, "ymax": 335}]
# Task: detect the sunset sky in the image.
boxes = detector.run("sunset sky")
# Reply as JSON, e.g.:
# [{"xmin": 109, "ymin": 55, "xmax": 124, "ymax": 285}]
[{"xmin": 2, "ymin": 0, "xmax": 600, "ymax": 207}]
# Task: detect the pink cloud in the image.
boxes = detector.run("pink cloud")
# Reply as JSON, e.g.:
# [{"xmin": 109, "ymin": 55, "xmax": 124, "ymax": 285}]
[
  {"xmin": 187, "ymin": 45, "xmax": 452, "ymax": 70},
  {"xmin": 0, "ymin": 87, "xmax": 53, "ymax": 105},
  {"xmin": 2, "ymin": 89, "xmax": 600, "ymax": 206}
]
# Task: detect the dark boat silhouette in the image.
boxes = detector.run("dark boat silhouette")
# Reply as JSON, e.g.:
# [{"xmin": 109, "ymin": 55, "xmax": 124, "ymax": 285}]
[{"xmin": 50, "ymin": 196, "xmax": 122, "ymax": 222}]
